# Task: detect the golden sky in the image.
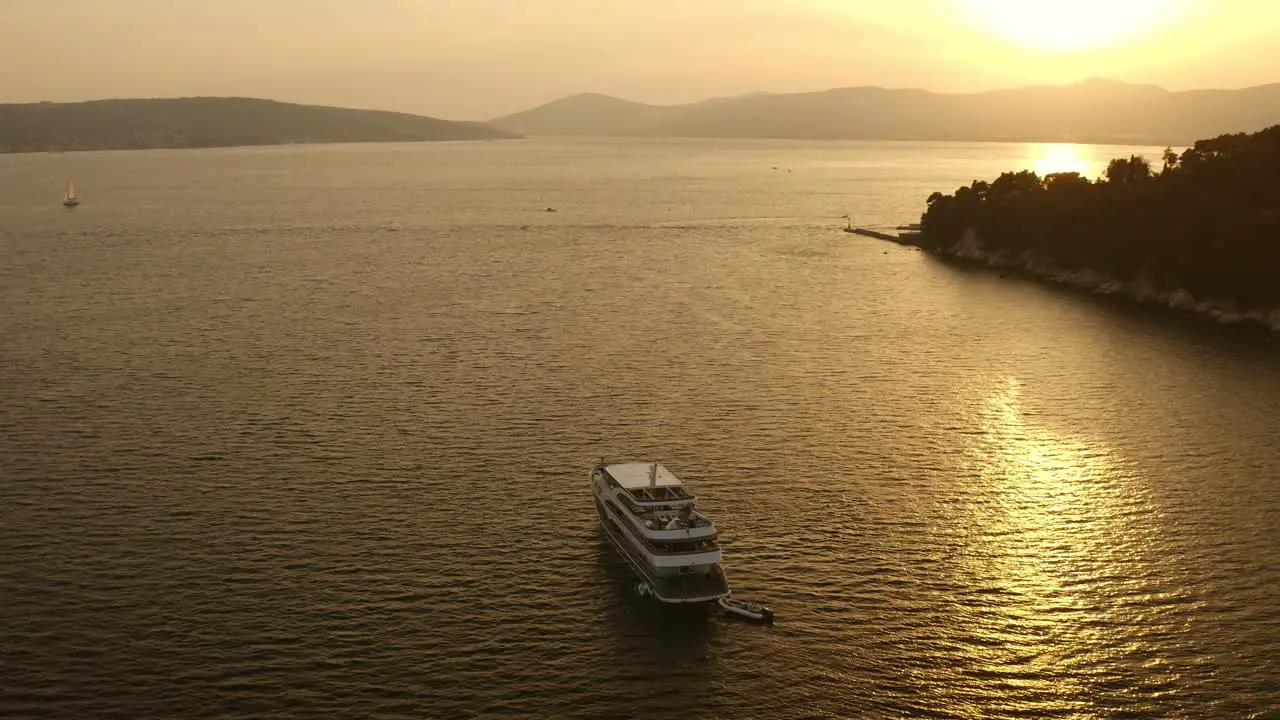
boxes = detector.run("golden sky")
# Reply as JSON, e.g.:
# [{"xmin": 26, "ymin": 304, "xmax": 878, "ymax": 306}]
[{"xmin": 1, "ymin": 0, "xmax": 1276, "ymax": 119}]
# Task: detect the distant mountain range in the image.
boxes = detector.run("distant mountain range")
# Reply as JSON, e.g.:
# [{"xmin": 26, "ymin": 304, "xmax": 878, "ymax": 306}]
[
  {"xmin": 0, "ymin": 97, "xmax": 518, "ymax": 154},
  {"xmin": 492, "ymin": 79, "xmax": 1280, "ymax": 145}
]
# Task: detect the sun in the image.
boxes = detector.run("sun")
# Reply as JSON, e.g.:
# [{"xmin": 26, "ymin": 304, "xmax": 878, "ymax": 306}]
[{"xmin": 963, "ymin": 0, "xmax": 1174, "ymax": 52}]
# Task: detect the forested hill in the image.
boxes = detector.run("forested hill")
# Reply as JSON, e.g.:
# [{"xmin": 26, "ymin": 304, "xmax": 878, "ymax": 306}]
[
  {"xmin": 0, "ymin": 97, "xmax": 518, "ymax": 153},
  {"xmin": 918, "ymin": 125, "xmax": 1280, "ymax": 320}
]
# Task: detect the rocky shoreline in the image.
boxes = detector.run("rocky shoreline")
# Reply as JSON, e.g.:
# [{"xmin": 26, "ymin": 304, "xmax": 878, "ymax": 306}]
[{"xmin": 932, "ymin": 230, "xmax": 1280, "ymax": 332}]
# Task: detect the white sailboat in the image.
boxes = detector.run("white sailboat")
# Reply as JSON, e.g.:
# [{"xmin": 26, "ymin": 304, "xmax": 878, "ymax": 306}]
[{"xmin": 62, "ymin": 179, "xmax": 79, "ymax": 207}]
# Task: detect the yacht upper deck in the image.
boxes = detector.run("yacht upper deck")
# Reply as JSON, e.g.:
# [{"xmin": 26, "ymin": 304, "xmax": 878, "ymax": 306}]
[{"xmin": 600, "ymin": 462, "xmax": 696, "ymax": 504}]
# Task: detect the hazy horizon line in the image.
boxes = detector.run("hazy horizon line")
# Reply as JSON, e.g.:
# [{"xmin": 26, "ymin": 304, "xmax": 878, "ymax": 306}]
[{"xmin": 5, "ymin": 75, "xmax": 1279, "ymax": 123}]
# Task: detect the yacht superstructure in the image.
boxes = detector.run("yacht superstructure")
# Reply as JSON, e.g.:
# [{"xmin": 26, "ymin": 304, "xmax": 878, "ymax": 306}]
[{"xmin": 591, "ymin": 461, "xmax": 730, "ymax": 604}]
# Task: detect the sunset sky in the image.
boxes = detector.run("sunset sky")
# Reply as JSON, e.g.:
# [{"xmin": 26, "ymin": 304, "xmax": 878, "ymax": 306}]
[{"xmin": 1, "ymin": 0, "xmax": 1276, "ymax": 119}]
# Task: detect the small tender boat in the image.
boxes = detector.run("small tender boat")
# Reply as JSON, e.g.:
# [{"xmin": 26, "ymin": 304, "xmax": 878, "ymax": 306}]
[{"xmin": 718, "ymin": 596, "xmax": 774, "ymax": 622}]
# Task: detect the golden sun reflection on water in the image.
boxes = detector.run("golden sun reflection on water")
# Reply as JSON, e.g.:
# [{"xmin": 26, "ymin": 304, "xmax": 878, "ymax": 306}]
[
  {"xmin": 1032, "ymin": 143, "xmax": 1096, "ymax": 178},
  {"xmin": 947, "ymin": 377, "xmax": 1160, "ymax": 714}
]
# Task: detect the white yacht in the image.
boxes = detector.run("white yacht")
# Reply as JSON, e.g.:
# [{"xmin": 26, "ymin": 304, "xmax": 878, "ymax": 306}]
[{"xmin": 591, "ymin": 461, "xmax": 730, "ymax": 604}]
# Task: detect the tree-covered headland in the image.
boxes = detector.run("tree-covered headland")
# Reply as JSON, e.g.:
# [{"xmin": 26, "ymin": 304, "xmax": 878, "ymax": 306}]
[{"xmin": 919, "ymin": 125, "xmax": 1280, "ymax": 320}]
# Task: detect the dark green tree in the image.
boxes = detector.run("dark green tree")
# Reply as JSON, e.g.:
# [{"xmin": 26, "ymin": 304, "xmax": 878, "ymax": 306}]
[{"xmin": 917, "ymin": 125, "xmax": 1280, "ymax": 310}]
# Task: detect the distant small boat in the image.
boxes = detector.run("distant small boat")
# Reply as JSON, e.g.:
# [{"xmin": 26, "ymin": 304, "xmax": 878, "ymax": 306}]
[
  {"xmin": 718, "ymin": 596, "xmax": 774, "ymax": 622},
  {"xmin": 62, "ymin": 179, "xmax": 79, "ymax": 207}
]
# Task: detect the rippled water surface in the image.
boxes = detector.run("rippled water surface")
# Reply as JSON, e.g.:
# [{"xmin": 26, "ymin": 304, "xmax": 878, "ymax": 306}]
[{"xmin": 2, "ymin": 139, "xmax": 1279, "ymax": 719}]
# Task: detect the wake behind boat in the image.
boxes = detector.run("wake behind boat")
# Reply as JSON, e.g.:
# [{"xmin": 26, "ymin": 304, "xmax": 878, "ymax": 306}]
[{"xmin": 592, "ymin": 461, "xmax": 730, "ymax": 604}]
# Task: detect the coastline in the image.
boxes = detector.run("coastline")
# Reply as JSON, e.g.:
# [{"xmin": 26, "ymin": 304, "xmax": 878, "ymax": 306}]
[
  {"xmin": 0, "ymin": 136, "xmax": 521, "ymax": 156},
  {"xmin": 926, "ymin": 229, "xmax": 1280, "ymax": 332},
  {"xmin": 0, "ymin": 97, "xmax": 520, "ymax": 155}
]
